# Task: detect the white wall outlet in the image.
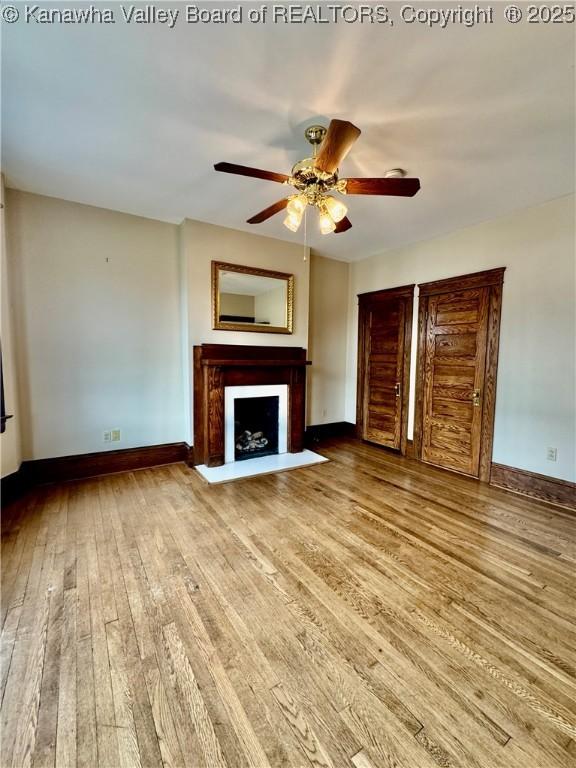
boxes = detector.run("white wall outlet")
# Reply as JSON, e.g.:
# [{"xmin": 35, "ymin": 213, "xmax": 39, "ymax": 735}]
[
  {"xmin": 111, "ymin": 429, "xmax": 121, "ymax": 442},
  {"xmin": 103, "ymin": 431, "xmax": 111, "ymax": 442},
  {"xmin": 546, "ymin": 447, "xmax": 558, "ymax": 462}
]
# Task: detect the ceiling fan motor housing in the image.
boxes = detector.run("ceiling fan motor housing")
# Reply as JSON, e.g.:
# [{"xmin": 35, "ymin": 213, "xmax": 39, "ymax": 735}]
[
  {"xmin": 288, "ymin": 158, "xmax": 345, "ymax": 206},
  {"xmin": 290, "ymin": 125, "xmax": 341, "ymax": 203},
  {"xmin": 289, "ymin": 124, "xmax": 350, "ymax": 200}
]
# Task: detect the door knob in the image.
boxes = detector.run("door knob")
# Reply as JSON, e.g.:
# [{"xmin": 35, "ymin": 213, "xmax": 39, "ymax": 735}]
[
  {"xmin": 395, "ymin": 382, "xmax": 401, "ymax": 398},
  {"xmin": 472, "ymin": 389, "xmax": 481, "ymax": 407}
]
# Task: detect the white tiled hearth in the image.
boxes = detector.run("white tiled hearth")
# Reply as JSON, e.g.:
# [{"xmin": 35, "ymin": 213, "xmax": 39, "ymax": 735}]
[{"xmin": 195, "ymin": 449, "xmax": 327, "ymax": 484}]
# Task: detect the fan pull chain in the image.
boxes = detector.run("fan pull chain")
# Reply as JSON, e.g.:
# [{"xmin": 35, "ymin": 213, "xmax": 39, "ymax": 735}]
[{"xmin": 303, "ymin": 206, "xmax": 307, "ymax": 262}]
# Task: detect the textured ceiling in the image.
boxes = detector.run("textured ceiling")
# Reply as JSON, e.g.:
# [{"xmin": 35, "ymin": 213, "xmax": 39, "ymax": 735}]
[{"xmin": 2, "ymin": 6, "xmax": 574, "ymax": 261}]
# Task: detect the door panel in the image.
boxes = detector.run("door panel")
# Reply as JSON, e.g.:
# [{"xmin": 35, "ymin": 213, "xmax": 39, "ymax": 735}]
[
  {"xmin": 364, "ymin": 299, "xmax": 404, "ymax": 447},
  {"xmin": 434, "ymin": 333, "xmax": 477, "ymax": 357},
  {"xmin": 435, "ymin": 299, "xmax": 480, "ymax": 325},
  {"xmin": 421, "ymin": 287, "xmax": 489, "ymax": 476},
  {"xmin": 432, "ymin": 399, "xmax": 473, "ymax": 422},
  {"xmin": 358, "ymin": 287, "xmax": 413, "ymax": 452}
]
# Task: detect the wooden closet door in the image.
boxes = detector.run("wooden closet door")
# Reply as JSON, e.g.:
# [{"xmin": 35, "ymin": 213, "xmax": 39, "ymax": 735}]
[
  {"xmin": 358, "ymin": 286, "xmax": 413, "ymax": 452},
  {"xmin": 421, "ymin": 286, "xmax": 489, "ymax": 476}
]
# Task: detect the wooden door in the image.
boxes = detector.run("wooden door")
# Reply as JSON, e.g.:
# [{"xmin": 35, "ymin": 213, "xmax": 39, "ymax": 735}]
[
  {"xmin": 421, "ymin": 287, "xmax": 488, "ymax": 475},
  {"xmin": 357, "ymin": 286, "xmax": 413, "ymax": 452},
  {"xmin": 415, "ymin": 269, "xmax": 505, "ymax": 480}
]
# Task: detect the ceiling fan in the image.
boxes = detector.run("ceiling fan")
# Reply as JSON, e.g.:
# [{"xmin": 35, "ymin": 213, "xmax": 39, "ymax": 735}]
[{"xmin": 214, "ymin": 119, "xmax": 420, "ymax": 235}]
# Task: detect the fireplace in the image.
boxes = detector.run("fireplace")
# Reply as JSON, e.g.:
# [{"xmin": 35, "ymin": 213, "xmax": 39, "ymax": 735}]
[
  {"xmin": 193, "ymin": 344, "xmax": 309, "ymax": 467},
  {"xmin": 224, "ymin": 384, "xmax": 288, "ymax": 463},
  {"xmin": 193, "ymin": 345, "xmax": 328, "ymax": 482},
  {"xmin": 234, "ymin": 396, "xmax": 279, "ymax": 460}
]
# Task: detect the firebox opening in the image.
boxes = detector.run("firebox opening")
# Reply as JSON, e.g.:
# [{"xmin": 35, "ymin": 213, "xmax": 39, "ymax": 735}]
[{"xmin": 234, "ymin": 396, "xmax": 280, "ymax": 461}]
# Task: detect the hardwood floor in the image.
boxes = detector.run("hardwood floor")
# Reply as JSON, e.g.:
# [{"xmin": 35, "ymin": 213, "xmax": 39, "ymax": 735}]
[{"xmin": 1, "ymin": 437, "xmax": 575, "ymax": 767}]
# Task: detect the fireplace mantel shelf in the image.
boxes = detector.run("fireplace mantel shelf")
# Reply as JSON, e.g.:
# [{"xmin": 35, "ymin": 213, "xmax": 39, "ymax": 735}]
[{"xmin": 201, "ymin": 358, "xmax": 311, "ymax": 368}]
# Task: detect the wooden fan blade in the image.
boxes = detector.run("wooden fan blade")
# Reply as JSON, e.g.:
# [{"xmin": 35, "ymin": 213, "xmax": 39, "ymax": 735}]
[
  {"xmin": 247, "ymin": 198, "xmax": 290, "ymax": 224},
  {"xmin": 344, "ymin": 177, "xmax": 420, "ymax": 196},
  {"xmin": 314, "ymin": 120, "xmax": 361, "ymax": 175},
  {"xmin": 214, "ymin": 162, "xmax": 289, "ymax": 184},
  {"xmin": 334, "ymin": 216, "xmax": 352, "ymax": 233}
]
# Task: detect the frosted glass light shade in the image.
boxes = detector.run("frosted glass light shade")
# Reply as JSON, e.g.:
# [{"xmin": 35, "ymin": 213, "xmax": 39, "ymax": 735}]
[
  {"xmin": 319, "ymin": 210, "xmax": 336, "ymax": 234},
  {"xmin": 323, "ymin": 196, "xmax": 347, "ymax": 223},
  {"xmin": 283, "ymin": 209, "xmax": 303, "ymax": 232},
  {"xmin": 287, "ymin": 194, "xmax": 307, "ymax": 217}
]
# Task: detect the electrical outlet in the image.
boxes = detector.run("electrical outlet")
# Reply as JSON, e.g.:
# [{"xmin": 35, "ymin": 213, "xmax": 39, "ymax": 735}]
[
  {"xmin": 546, "ymin": 447, "xmax": 558, "ymax": 462},
  {"xmin": 111, "ymin": 429, "xmax": 121, "ymax": 442},
  {"xmin": 103, "ymin": 431, "xmax": 111, "ymax": 443}
]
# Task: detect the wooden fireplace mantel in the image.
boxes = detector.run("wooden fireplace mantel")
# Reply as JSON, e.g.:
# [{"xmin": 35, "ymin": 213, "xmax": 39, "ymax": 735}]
[
  {"xmin": 200, "ymin": 358, "xmax": 310, "ymax": 368},
  {"xmin": 193, "ymin": 344, "xmax": 311, "ymax": 467}
]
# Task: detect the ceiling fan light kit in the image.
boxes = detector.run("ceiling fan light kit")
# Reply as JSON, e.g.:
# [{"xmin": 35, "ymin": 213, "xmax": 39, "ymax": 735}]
[{"xmin": 214, "ymin": 119, "xmax": 421, "ymax": 235}]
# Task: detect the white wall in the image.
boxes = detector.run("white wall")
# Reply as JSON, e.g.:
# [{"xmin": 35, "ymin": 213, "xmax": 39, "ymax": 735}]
[
  {"xmin": 254, "ymin": 285, "xmax": 286, "ymax": 328},
  {"xmin": 220, "ymin": 293, "xmax": 255, "ymax": 318},
  {"xmin": 180, "ymin": 219, "xmax": 310, "ymax": 442},
  {"xmin": 5, "ymin": 197, "xmax": 316, "ymax": 458},
  {"xmin": 182, "ymin": 219, "xmax": 310, "ymax": 348},
  {"xmin": 6, "ymin": 190, "xmax": 186, "ymax": 459},
  {"xmin": 1, "ymin": 177, "xmax": 22, "ymax": 476},
  {"xmin": 307, "ymin": 253, "xmax": 350, "ymax": 426},
  {"xmin": 345, "ymin": 195, "xmax": 575, "ymax": 482}
]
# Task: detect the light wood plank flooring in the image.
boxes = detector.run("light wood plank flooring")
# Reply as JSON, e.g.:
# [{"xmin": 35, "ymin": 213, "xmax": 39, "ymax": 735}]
[{"xmin": 1, "ymin": 437, "xmax": 575, "ymax": 767}]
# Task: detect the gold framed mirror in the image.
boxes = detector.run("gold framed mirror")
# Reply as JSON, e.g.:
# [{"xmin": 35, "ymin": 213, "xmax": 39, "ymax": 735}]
[{"xmin": 212, "ymin": 261, "xmax": 294, "ymax": 334}]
